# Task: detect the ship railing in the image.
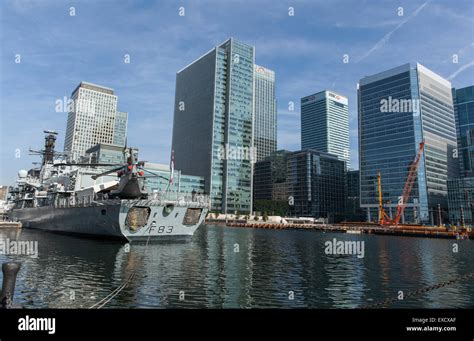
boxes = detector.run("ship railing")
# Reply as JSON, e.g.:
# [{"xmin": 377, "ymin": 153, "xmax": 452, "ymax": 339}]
[
  {"xmin": 78, "ymin": 195, "xmax": 95, "ymax": 207},
  {"xmin": 55, "ymin": 195, "xmax": 95, "ymax": 208},
  {"xmin": 53, "ymin": 192, "xmax": 211, "ymax": 208},
  {"xmin": 77, "ymin": 196, "xmax": 87, "ymax": 207},
  {"xmin": 149, "ymin": 192, "xmax": 211, "ymax": 207}
]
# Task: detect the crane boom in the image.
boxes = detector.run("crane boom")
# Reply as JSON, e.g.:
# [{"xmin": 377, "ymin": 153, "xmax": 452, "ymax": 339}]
[
  {"xmin": 393, "ymin": 141, "xmax": 425, "ymax": 224},
  {"xmin": 378, "ymin": 141, "xmax": 425, "ymax": 226}
]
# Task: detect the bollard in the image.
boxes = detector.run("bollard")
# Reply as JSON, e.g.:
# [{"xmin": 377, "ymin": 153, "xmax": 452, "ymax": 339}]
[{"xmin": 1, "ymin": 262, "xmax": 21, "ymax": 309}]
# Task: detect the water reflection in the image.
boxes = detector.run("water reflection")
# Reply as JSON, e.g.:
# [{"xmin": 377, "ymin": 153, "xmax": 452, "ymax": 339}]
[{"xmin": 0, "ymin": 225, "xmax": 472, "ymax": 308}]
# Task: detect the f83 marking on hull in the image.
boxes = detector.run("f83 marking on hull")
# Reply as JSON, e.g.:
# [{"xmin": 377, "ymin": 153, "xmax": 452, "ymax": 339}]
[{"xmin": 157, "ymin": 225, "xmax": 173, "ymax": 233}]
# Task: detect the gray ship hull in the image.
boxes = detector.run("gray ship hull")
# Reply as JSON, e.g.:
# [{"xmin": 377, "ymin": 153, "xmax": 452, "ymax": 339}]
[{"xmin": 10, "ymin": 199, "xmax": 208, "ymax": 242}]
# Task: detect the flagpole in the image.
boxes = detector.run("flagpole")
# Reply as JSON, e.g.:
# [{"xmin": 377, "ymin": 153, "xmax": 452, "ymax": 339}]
[{"xmin": 166, "ymin": 149, "xmax": 174, "ymax": 193}]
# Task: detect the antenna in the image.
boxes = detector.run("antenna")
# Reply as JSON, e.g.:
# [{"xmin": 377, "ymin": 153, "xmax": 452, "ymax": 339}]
[{"xmin": 43, "ymin": 130, "xmax": 58, "ymax": 135}]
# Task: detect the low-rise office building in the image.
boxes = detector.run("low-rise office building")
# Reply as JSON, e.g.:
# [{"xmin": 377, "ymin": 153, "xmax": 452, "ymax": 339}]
[{"xmin": 253, "ymin": 150, "xmax": 346, "ymax": 222}]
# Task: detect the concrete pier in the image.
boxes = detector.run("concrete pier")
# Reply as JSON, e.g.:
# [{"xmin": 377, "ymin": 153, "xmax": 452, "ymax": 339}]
[{"xmin": 219, "ymin": 221, "xmax": 473, "ymax": 240}]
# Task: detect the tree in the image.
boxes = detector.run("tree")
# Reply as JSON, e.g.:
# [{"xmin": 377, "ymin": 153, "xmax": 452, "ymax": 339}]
[{"xmin": 253, "ymin": 200, "xmax": 290, "ymax": 216}]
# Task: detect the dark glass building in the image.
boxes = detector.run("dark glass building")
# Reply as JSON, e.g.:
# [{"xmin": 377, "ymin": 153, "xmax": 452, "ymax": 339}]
[
  {"xmin": 345, "ymin": 170, "xmax": 365, "ymax": 221},
  {"xmin": 447, "ymin": 177, "xmax": 473, "ymax": 225},
  {"xmin": 358, "ymin": 63, "xmax": 458, "ymax": 224},
  {"xmin": 253, "ymin": 150, "xmax": 289, "ymax": 201},
  {"xmin": 253, "ymin": 150, "xmax": 346, "ymax": 222}
]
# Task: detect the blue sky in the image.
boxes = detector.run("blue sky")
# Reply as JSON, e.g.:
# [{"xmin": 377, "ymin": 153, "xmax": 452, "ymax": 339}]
[{"xmin": 1, "ymin": 0, "xmax": 473, "ymax": 185}]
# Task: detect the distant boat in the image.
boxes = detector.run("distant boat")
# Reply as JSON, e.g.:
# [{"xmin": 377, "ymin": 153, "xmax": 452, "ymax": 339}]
[{"xmin": 346, "ymin": 229, "xmax": 362, "ymax": 234}]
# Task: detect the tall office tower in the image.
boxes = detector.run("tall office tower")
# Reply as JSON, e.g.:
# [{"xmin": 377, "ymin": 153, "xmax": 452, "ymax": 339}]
[
  {"xmin": 301, "ymin": 91, "xmax": 350, "ymax": 169},
  {"xmin": 254, "ymin": 65, "xmax": 277, "ymax": 162},
  {"xmin": 64, "ymin": 81, "xmax": 128, "ymax": 160},
  {"xmin": 448, "ymin": 86, "xmax": 474, "ymax": 225},
  {"xmin": 358, "ymin": 63, "xmax": 458, "ymax": 224},
  {"xmin": 172, "ymin": 38, "xmax": 255, "ymax": 213},
  {"xmin": 452, "ymin": 86, "xmax": 474, "ymax": 177}
]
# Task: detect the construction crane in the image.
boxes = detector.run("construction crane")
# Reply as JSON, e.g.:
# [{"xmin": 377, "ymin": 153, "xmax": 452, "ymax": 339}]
[{"xmin": 378, "ymin": 141, "xmax": 425, "ymax": 226}]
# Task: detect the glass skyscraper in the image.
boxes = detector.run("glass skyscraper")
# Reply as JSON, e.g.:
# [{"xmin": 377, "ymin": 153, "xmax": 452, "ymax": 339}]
[
  {"xmin": 358, "ymin": 63, "xmax": 458, "ymax": 224},
  {"xmin": 113, "ymin": 111, "xmax": 128, "ymax": 147},
  {"xmin": 301, "ymin": 91, "xmax": 350, "ymax": 169},
  {"xmin": 172, "ymin": 38, "xmax": 254, "ymax": 213},
  {"xmin": 452, "ymin": 86, "xmax": 474, "ymax": 177},
  {"xmin": 447, "ymin": 85, "xmax": 474, "ymax": 225},
  {"xmin": 64, "ymin": 82, "xmax": 128, "ymax": 161},
  {"xmin": 254, "ymin": 64, "xmax": 277, "ymax": 162}
]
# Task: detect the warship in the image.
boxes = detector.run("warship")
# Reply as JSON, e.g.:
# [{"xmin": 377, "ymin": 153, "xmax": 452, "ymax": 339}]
[{"xmin": 8, "ymin": 131, "xmax": 210, "ymax": 242}]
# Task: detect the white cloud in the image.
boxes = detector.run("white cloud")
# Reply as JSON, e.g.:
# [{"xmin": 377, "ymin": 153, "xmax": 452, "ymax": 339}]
[
  {"xmin": 357, "ymin": 1, "xmax": 430, "ymax": 62},
  {"xmin": 448, "ymin": 60, "xmax": 474, "ymax": 80}
]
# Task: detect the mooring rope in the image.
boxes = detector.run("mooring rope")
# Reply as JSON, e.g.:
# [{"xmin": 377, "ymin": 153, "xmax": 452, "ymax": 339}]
[
  {"xmin": 89, "ymin": 232, "xmax": 152, "ymax": 309},
  {"xmin": 361, "ymin": 272, "xmax": 474, "ymax": 309}
]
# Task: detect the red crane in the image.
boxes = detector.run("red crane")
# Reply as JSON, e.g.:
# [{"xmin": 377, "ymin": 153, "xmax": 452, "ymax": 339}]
[{"xmin": 378, "ymin": 141, "xmax": 425, "ymax": 226}]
